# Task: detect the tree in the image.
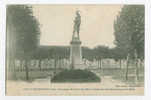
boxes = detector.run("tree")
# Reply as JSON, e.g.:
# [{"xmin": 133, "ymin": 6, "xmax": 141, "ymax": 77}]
[
  {"xmin": 82, "ymin": 47, "xmax": 94, "ymax": 62},
  {"xmin": 110, "ymin": 47, "xmax": 127, "ymax": 69},
  {"xmin": 114, "ymin": 5, "xmax": 144, "ymax": 80},
  {"xmin": 33, "ymin": 48, "xmax": 51, "ymax": 71},
  {"xmin": 7, "ymin": 5, "xmax": 40, "ymax": 80},
  {"xmin": 93, "ymin": 45, "xmax": 109, "ymax": 69}
]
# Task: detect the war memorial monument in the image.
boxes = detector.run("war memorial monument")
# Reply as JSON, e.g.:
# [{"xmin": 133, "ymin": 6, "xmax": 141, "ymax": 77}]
[{"xmin": 70, "ymin": 10, "xmax": 85, "ymax": 69}]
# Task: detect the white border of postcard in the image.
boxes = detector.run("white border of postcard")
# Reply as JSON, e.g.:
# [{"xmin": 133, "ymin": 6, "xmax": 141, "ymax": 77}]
[{"xmin": 0, "ymin": 0, "xmax": 151, "ymax": 100}]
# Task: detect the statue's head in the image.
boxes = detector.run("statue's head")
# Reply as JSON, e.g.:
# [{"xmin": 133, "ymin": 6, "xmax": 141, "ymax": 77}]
[{"xmin": 76, "ymin": 10, "xmax": 80, "ymax": 16}]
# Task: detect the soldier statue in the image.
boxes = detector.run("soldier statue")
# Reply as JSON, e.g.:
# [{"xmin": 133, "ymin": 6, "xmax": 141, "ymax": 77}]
[{"xmin": 73, "ymin": 10, "xmax": 81, "ymax": 39}]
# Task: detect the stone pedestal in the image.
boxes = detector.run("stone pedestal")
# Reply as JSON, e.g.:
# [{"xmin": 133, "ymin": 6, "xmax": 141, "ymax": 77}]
[{"xmin": 70, "ymin": 37, "xmax": 83, "ymax": 69}]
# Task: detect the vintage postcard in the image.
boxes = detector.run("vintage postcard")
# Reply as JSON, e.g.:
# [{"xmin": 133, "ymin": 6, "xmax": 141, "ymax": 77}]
[{"xmin": 6, "ymin": 4, "xmax": 144, "ymax": 96}]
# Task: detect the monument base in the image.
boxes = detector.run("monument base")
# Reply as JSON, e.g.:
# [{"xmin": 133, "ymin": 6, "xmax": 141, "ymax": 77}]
[
  {"xmin": 70, "ymin": 37, "xmax": 84, "ymax": 69},
  {"xmin": 72, "ymin": 63, "xmax": 88, "ymax": 70}
]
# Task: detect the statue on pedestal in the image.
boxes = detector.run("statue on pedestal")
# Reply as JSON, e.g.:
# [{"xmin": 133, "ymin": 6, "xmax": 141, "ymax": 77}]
[
  {"xmin": 70, "ymin": 10, "xmax": 84, "ymax": 69},
  {"xmin": 73, "ymin": 10, "xmax": 81, "ymax": 39}
]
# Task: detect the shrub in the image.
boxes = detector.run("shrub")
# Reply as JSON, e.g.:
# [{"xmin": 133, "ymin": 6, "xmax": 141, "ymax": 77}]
[{"xmin": 51, "ymin": 69, "xmax": 101, "ymax": 83}]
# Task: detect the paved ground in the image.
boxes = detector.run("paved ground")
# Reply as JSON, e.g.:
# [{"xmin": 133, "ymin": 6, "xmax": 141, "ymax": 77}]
[{"xmin": 6, "ymin": 75, "xmax": 144, "ymax": 95}]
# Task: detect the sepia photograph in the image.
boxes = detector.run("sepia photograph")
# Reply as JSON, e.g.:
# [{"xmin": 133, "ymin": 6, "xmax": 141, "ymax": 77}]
[{"xmin": 6, "ymin": 4, "xmax": 144, "ymax": 95}]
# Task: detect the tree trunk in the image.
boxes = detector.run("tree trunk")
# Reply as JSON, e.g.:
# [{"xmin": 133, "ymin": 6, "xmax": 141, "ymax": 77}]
[
  {"xmin": 135, "ymin": 59, "xmax": 139, "ymax": 81},
  {"xmin": 20, "ymin": 60, "xmax": 24, "ymax": 71},
  {"xmin": 25, "ymin": 59, "xmax": 29, "ymax": 81},
  {"xmin": 134, "ymin": 50, "xmax": 139, "ymax": 81},
  {"xmin": 61, "ymin": 58, "xmax": 63, "ymax": 69},
  {"xmin": 34, "ymin": 60, "xmax": 37, "ymax": 68},
  {"xmin": 140, "ymin": 59, "xmax": 144, "ymax": 68},
  {"xmin": 10, "ymin": 59, "xmax": 17, "ymax": 80},
  {"xmin": 98, "ymin": 60, "xmax": 99, "ymax": 69},
  {"xmin": 59, "ymin": 58, "xmax": 61, "ymax": 69},
  {"xmin": 119, "ymin": 59, "xmax": 122, "ymax": 69},
  {"xmin": 38, "ymin": 59, "xmax": 42, "ymax": 71},
  {"xmin": 47, "ymin": 59, "xmax": 49, "ymax": 68},
  {"xmin": 100, "ymin": 59, "xmax": 102, "ymax": 69},
  {"xmin": 63, "ymin": 58, "xmax": 65, "ymax": 67},
  {"xmin": 126, "ymin": 54, "xmax": 130, "ymax": 80},
  {"xmin": 54, "ymin": 57, "xmax": 57, "ymax": 75}
]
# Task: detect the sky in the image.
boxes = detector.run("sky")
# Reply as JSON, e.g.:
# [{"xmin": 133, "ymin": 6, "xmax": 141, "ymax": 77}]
[{"xmin": 32, "ymin": 5, "xmax": 123, "ymax": 48}]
